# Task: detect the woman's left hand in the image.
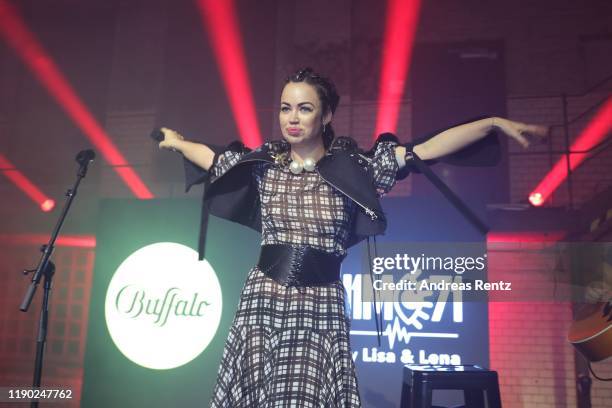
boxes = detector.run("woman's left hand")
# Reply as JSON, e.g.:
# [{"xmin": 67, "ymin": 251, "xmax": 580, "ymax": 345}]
[{"xmin": 494, "ymin": 117, "xmax": 549, "ymax": 148}]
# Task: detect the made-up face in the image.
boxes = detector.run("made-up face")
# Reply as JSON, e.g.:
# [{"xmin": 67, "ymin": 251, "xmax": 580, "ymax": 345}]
[{"xmin": 279, "ymin": 82, "xmax": 331, "ymax": 147}]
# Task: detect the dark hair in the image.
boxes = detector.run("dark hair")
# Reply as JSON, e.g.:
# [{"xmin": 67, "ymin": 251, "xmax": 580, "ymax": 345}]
[{"xmin": 284, "ymin": 67, "xmax": 340, "ymax": 149}]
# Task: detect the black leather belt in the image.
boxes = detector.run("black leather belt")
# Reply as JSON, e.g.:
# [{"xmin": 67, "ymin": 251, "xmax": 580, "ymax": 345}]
[{"xmin": 257, "ymin": 244, "xmax": 344, "ymax": 286}]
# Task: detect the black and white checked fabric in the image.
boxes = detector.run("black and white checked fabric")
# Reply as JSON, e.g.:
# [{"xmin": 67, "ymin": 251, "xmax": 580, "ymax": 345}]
[{"xmin": 209, "ymin": 141, "xmax": 398, "ymax": 407}]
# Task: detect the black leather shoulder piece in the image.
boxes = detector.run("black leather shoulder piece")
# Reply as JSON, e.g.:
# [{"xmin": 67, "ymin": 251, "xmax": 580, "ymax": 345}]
[
  {"xmin": 264, "ymin": 139, "xmax": 290, "ymax": 154},
  {"xmin": 327, "ymin": 136, "xmax": 372, "ymax": 171},
  {"xmin": 330, "ymin": 136, "xmax": 358, "ymax": 152},
  {"xmin": 226, "ymin": 140, "xmax": 252, "ymax": 154},
  {"xmin": 375, "ymin": 132, "xmax": 400, "ymax": 144}
]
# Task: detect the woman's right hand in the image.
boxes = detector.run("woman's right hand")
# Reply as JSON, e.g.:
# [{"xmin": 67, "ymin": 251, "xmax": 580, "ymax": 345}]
[
  {"xmin": 158, "ymin": 127, "xmax": 185, "ymax": 152},
  {"xmin": 157, "ymin": 128, "xmax": 215, "ymax": 170}
]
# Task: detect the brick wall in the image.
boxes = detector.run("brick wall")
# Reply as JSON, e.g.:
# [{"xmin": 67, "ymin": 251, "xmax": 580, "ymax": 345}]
[
  {"xmin": 487, "ymin": 240, "xmax": 578, "ymax": 408},
  {"xmin": 485, "ymin": 237, "xmax": 612, "ymax": 408}
]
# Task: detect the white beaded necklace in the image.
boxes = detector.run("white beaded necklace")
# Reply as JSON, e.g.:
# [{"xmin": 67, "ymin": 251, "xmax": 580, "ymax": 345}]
[{"xmin": 288, "ymin": 157, "xmax": 317, "ymax": 174}]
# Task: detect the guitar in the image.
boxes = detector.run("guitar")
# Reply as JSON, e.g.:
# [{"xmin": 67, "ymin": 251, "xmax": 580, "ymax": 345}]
[{"xmin": 568, "ymin": 301, "xmax": 612, "ymax": 362}]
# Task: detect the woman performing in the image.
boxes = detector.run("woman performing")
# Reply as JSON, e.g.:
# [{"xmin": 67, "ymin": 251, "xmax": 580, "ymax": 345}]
[{"xmin": 157, "ymin": 67, "xmax": 547, "ymax": 407}]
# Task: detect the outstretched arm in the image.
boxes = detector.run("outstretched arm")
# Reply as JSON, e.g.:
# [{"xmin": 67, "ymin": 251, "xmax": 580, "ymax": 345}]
[
  {"xmin": 158, "ymin": 127, "xmax": 216, "ymax": 170},
  {"xmin": 395, "ymin": 117, "xmax": 548, "ymax": 166}
]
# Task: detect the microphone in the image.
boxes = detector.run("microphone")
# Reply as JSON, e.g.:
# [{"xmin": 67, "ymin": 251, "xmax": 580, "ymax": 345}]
[
  {"xmin": 75, "ymin": 149, "xmax": 95, "ymax": 177},
  {"xmin": 150, "ymin": 128, "xmax": 164, "ymax": 142},
  {"xmin": 150, "ymin": 128, "xmax": 181, "ymax": 153},
  {"xmin": 76, "ymin": 149, "xmax": 95, "ymax": 165}
]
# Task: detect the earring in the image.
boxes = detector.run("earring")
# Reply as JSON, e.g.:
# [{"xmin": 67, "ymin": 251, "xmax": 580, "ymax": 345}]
[{"xmin": 323, "ymin": 123, "xmax": 327, "ymax": 134}]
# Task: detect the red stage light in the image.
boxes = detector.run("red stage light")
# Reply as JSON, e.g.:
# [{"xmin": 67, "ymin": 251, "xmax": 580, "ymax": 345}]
[
  {"xmin": 374, "ymin": 0, "xmax": 422, "ymax": 137},
  {"xmin": 196, "ymin": 0, "xmax": 263, "ymax": 149},
  {"xmin": 0, "ymin": 0, "xmax": 153, "ymax": 199},
  {"xmin": 529, "ymin": 97, "xmax": 612, "ymax": 205},
  {"xmin": 0, "ymin": 153, "xmax": 55, "ymax": 211},
  {"xmin": 528, "ymin": 192, "xmax": 544, "ymax": 207},
  {"xmin": 40, "ymin": 199, "xmax": 55, "ymax": 212}
]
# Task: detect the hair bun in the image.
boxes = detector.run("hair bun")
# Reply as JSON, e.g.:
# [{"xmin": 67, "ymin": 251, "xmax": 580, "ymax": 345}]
[{"xmin": 295, "ymin": 67, "xmax": 314, "ymax": 81}]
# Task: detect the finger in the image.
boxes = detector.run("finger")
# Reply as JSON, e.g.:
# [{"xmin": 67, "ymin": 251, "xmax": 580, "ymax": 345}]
[
  {"xmin": 524, "ymin": 124, "xmax": 549, "ymax": 138},
  {"xmin": 511, "ymin": 129, "xmax": 530, "ymax": 148},
  {"xmin": 161, "ymin": 127, "xmax": 176, "ymax": 137}
]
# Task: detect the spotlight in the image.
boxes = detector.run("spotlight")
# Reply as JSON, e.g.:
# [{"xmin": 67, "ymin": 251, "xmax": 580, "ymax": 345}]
[
  {"xmin": 528, "ymin": 192, "xmax": 544, "ymax": 207},
  {"xmin": 40, "ymin": 199, "xmax": 55, "ymax": 212}
]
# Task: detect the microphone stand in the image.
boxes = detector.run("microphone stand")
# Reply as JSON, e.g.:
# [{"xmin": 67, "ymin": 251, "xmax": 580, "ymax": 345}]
[{"xmin": 19, "ymin": 150, "xmax": 95, "ymax": 408}]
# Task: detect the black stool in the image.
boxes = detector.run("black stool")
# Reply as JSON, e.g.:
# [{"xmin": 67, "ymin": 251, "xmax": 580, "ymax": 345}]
[{"xmin": 400, "ymin": 365, "xmax": 502, "ymax": 408}]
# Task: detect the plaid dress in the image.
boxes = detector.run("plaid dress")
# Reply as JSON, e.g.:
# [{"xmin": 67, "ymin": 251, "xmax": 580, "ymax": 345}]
[{"xmin": 209, "ymin": 141, "xmax": 398, "ymax": 408}]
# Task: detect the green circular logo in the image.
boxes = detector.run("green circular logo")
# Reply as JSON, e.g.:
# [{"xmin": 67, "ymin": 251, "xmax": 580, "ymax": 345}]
[{"xmin": 105, "ymin": 243, "xmax": 222, "ymax": 369}]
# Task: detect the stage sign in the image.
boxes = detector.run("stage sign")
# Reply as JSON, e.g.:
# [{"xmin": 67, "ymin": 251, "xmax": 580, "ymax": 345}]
[
  {"xmin": 104, "ymin": 242, "xmax": 223, "ymax": 370},
  {"xmin": 81, "ymin": 199, "xmax": 260, "ymax": 407},
  {"xmin": 346, "ymin": 198, "xmax": 490, "ymax": 408}
]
